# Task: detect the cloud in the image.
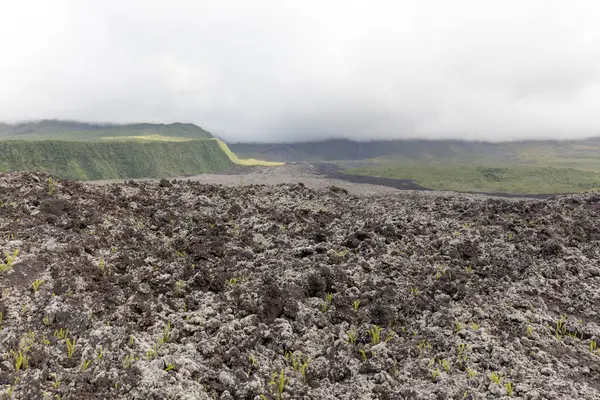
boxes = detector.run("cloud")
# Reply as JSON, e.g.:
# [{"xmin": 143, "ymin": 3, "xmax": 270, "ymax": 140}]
[{"xmin": 1, "ymin": 0, "xmax": 600, "ymax": 142}]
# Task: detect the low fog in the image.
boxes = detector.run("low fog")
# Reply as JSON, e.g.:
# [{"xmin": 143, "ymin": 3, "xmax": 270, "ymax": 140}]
[{"xmin": 1, "ymin": 0, "xmax": 600, "ymax": 142}]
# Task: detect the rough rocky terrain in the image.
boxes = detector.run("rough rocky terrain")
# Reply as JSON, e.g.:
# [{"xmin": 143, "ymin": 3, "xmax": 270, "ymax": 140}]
[
  {"xmin": 91, "ymin": 163, "xmax": 483, "ymax": 198},
  {"xmin": 1, "ymin": 172, "xmax": 600, "ymax": 399}
]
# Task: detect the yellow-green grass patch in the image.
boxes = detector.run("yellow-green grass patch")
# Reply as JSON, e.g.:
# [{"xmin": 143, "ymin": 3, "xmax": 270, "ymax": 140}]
[{"xmin": 213, "ymin": 139, "xmax": 284, "ymax": 166}]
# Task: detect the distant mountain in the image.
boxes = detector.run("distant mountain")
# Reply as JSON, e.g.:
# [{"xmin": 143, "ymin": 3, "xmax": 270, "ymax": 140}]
[
  {"xmin": 228, "ymin": 137, "xmax": 600, "ymax": 165},
  {"xmin": 0, "ymin": 120, "xmax": 212, "ymax": 141}
]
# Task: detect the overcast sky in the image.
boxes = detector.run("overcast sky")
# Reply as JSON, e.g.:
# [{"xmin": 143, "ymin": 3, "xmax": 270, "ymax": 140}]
[{"xmin": 1, "ymin": 1, "xmax": 600, "ymax": 142}]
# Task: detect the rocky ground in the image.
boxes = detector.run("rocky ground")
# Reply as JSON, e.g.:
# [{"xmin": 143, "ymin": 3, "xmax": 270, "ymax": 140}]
[
  {"xmin": 92, "ymin": 163, "xmax": 404, "ymax": 197},
  {"xmin": 1, "ymin": 172, "xmax": 600, "ymax": 399}
]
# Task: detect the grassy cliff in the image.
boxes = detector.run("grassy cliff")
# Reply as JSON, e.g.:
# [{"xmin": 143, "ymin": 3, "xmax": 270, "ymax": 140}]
[
  {"xmin": 0, "ymin": 120, "xmax": 285, "ymax": 180},
  {"xmin": 0, "ymin": 140, "xmax": 233, "ymax": 180}
]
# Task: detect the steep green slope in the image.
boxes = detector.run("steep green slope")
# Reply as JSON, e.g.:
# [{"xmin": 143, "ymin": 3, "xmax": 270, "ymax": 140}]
[{"xmin": 0, "ymin": 140, "xmax": 232, "ymax": 180}]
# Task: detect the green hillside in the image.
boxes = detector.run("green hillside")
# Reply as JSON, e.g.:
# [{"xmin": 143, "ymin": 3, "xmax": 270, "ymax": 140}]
[
  {"xmin": 0, "ymin": 140, "xmax": 233, "ymax": 180},
  {"xmin": 0, "ymin": 120, "xmax": 213, "ymax": 141},
  {"xmin": 344, "ymin": 162, "xmax": 600, "ymax": 194},
  {"xmin": 0, "ymin": 120, "xmax": 285, "ymax": 180}
]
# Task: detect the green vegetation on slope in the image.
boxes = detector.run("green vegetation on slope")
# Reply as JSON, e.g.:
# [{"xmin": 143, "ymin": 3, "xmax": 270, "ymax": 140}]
[
  {"xmin": 0, "ymin": 120, "xmax": 285, "ymax": 179},
  {"xmin": 344, "ymin": 163, "xmax": 600, "ymax": 194},
  {"xmin": 213, "ymin": 139, "xmax": 285, "ymax": 166},
  {"xmin": 0, "ymin": 140, "xmax": 233, "ymax": 180},
  {"xmin": 0, "ymin": 120, "xmax": 212, "ymax": 141}
]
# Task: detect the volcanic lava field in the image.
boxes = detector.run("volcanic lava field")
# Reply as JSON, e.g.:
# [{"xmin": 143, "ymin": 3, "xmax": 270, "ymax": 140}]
[{"xmin": 1, "ymin": 172, "xmax": 600, "ymax": 399}]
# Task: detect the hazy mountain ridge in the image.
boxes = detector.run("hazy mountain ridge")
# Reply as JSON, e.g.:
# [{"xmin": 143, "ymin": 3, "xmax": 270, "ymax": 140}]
[
  {"xmin": 0, "ymin": 120, "xmax": 212, "ymax": 140},
  {"xmin": 229, "ymin": 137, "xmax": 600, "ymax": 164}
]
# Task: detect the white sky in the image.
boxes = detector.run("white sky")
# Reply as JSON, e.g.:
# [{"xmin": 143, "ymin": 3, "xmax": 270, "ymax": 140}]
[{"xmin": 1, "ymin": 0, "xmax": 600, "ymax": 142}]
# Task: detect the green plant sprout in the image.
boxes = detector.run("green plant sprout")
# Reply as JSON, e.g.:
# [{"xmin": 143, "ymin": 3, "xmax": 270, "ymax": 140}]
[
  {"xmin": 455, "ymin": 322, "xmax": 463, "ymax": 333},
  {"xmin": 98, "ymin": 259, "xmax": 108, "ymax": 275},
  {"xmin": 456, "ymin": 343, "xmax": 469, "ymax": 367},
  {"xmin": 122, "ymin": 354, "xmax": 135, "ymax": 369},
  {"xmin": 11, "ymin": 350, "xmax": 29, "ymax": 372},
  {"xmin": 385, "ymin": 331, "xmax": 396, "ymax": 343},
  {"xmin": 161, "ymin": 322, "xmax": 172, "ymax": 343},
  {"xmin": 359, "ymin": 349, "xmax": 367, "ymax": 361},
  {"xmin": 54, "ymin": 328, "xmax": 69, "ymax": 340},
  {"xmin": 47, "ymin": 177, "xmax": 56, "ymax": 195},
  {"xmin": 321, "ymin": 293, "xmax": 333, "ymax": 312},
  {"xmin": 346, "ymin": 330, "xmax": 357, "ymax": 345},
  {"xmin": 51, "ymin": 374, "xmax": 61, "ymax": 389},
  {"xmin": 353, "ymin": 299, "xmax": 361, "ymax": 311},
  {"xmin": 81, "ymin": 360, "xmax": 92, "ymax": 372},
  {"xmin": 417, "ymin": 340, "xmax": 432, "ymax": 356},
  {"xmin": 389, "ymin": 360, "xmax": 399, "ymax": 375},
  {"xmin": 300, "ymin": 358, "xmax": 310, "ymax": 384},
  {"xmin": 490, "ymin": 372, "xmax": 503, "ymax": 385},
  {"xmin": 288, "ymin": 352, "xmax": 300, "ymax": 372},
  {"xmin": 165, "ymin": 363, "xmax": 176, "ymax": 372},
  {"xmin": 505, "ymin": 381, "xmax": 514, "ymax": 396},
  {"xmin": 439, "ymin": 359, "xmax": 451, "ymax": 373},
  {"xmin": 145, "ymin": 344, "xmax": 158, "ymax": 360},
  {"xmin": 368, "ymin": 325, "xmax": 383, "ymax": 345},
  {"xmin": 268, "ymin": 369, "xmax": 287, "ymax": 400},
  {"xmin": 0, "ymin": 249, "xmax": 19, "ymax": 273},
  {"xmin": 31, "ymin": 279, "xmax": 45, "ymax": 292},
  {"xmin": 20, "ymin": 331, "xmax": 35, "ymax": 351},
  {"xmin": 65, "ymin": 338, "xmax": 76, "ymax": 358},
  {"xmin": 175, "ymin": 281, "xmax": 185, "ymax": 295},
  {"xmin": 555, "ymin": 314, "xmax": 567, "ymax": 339}
]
